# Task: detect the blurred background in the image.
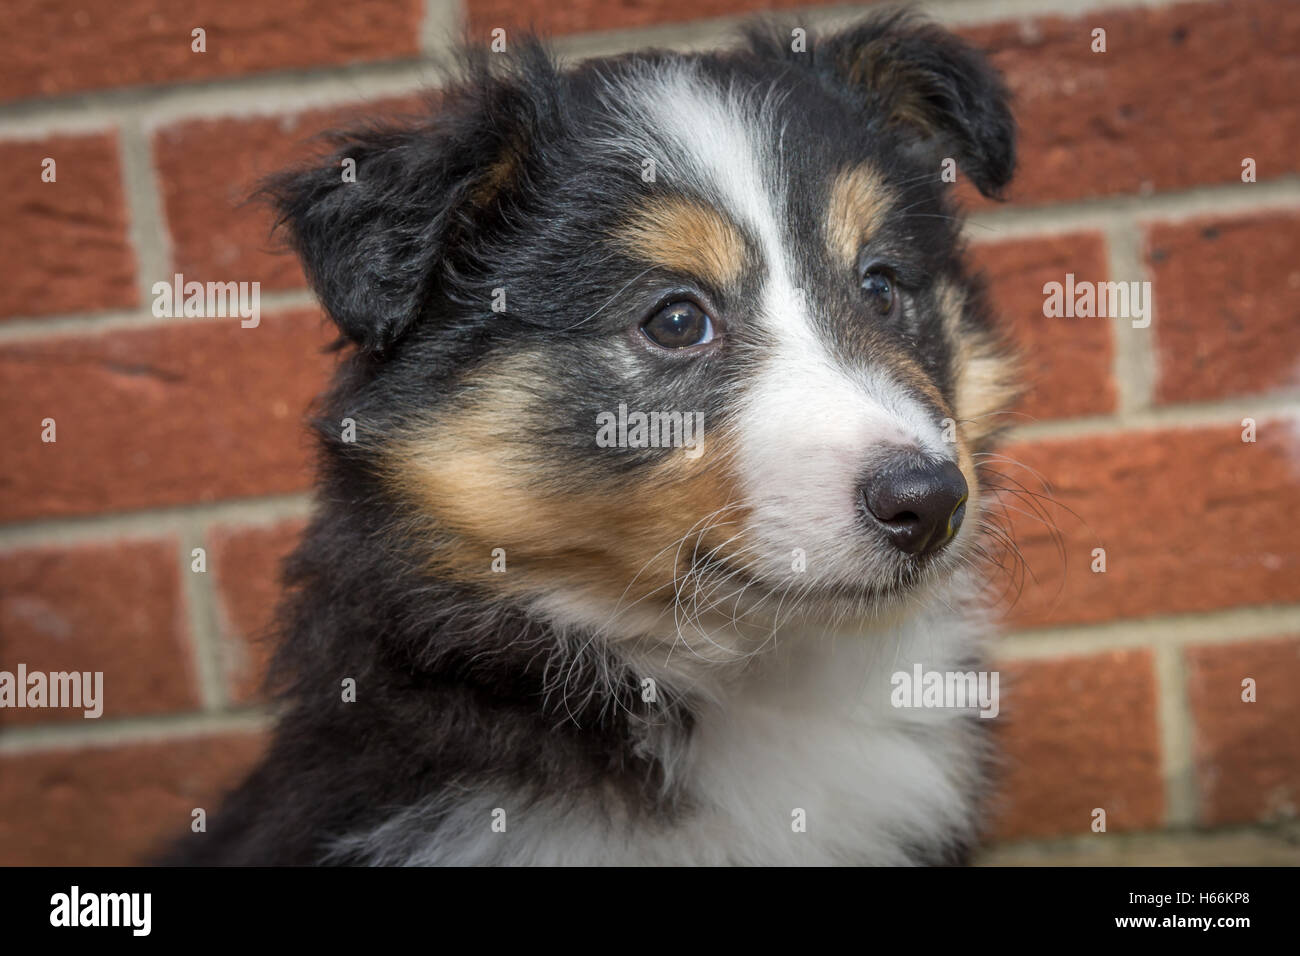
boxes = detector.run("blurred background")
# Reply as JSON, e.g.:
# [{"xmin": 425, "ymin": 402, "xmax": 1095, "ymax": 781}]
[{"xmin": 1, "ymin": 0, "xmax": 1297, "ymax": 865}]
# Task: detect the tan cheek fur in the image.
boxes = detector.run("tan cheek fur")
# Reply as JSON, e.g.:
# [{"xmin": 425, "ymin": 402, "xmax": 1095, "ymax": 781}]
[
  {"xmin": 935, "ymin": 278, "xmax": 1021, "ymax": 452},
  {"xmin": 381, "ymin": 356, "xmax": 750, "ymax": 613},
  {"xmin": 927, "ymin": 279, "xmax": 1022, "ymax": 544}
]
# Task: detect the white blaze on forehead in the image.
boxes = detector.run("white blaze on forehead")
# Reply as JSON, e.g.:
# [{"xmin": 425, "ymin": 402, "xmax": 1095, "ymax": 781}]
[
  {"xmin": 613, "ymin": 65, "xmax": 949, "ymax": 580},
  {"xmin": 621, "ymin": 64, "xmax": 788, "ymax": 267},
  {"xmin": 618, "ymin": 65, "xmax": 945, "ymax": 438}
]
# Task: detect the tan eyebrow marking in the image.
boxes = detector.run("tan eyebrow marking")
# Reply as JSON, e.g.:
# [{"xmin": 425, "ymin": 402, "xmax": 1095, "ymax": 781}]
[
  {"xmin": 615, "ymin": 197, "xmax": 748, "ymax": 288},
  {"xmin": 826, "ymin": 164, "xmax": 893, "ymax": 267}
]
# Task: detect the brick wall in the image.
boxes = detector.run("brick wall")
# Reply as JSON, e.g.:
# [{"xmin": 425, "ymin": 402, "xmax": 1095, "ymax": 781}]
[{"xmin": 1, "ymin": 0, "xmax": 1297, "ymax": 866}]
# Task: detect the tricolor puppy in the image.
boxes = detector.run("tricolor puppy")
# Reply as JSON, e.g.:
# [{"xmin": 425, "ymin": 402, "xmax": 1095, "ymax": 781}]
[{"xmin": 168, "ymin": 10, "xmax": 1020, "ymax": 866}]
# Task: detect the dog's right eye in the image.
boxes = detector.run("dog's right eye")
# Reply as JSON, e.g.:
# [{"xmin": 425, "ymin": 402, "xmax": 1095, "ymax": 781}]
[{"xmin": 641, "ymin": 301, "xmax": 715, "ymax": 349}]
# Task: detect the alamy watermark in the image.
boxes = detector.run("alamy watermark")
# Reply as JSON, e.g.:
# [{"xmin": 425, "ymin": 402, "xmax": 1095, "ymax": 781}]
[
  {"xmin": 1043, "ymin": 273, "xmax": 1151, "ymax": 328},
  {"xmin": 890, "ymin": 664, "xmax": 1000, "ymax": 718},
  {"xmin": 595, "ymin": 403, "xmax": 705, "ymax": 459},
  {"xmin": 152, "ymin": 273, "xmax": 260, "ymax": 328},
  {"xmin": 0, "ymin": 664, "xmax": 103, "ymax": 718},
  {"xmin": 50, "ymin": 886, "xmax": 150, "ymax": 936}
]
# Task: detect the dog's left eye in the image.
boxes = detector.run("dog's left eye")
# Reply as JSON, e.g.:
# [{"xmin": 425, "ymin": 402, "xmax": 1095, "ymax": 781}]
[
  {"xmin": 641, "ymin": 301, "xmax": 715, "ymax": 349},
  {"xmin": 860, "ymin": 266, "xmax": 898, "ymax": 317}
]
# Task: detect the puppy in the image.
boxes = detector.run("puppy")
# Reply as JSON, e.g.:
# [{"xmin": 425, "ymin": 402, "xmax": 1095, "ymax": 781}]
[{"xmin": 166, "ymin": 9, "xmax": 1019, "ymax": 866}]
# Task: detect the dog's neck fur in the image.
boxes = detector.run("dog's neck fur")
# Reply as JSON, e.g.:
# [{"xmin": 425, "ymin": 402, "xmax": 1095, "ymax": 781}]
[
  {"xmin": 323, "ymin": 565, "xmax": 993, "ymax": 866},
  {"xmin": 165, "ymin": 504, "xmax": 995, "ymax": 867}
]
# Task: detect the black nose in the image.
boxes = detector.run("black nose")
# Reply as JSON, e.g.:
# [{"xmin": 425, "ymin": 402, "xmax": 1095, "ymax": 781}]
[{"xmin": 861, "ymin": 456, "xmax": 968, "ymax": 555}]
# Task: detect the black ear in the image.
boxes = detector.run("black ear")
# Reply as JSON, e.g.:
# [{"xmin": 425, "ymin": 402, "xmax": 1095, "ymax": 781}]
[
  {"xmin": 750, "ymin": 10, "xmax": 1016, "ymax": 198},
  {"xmin": 264, "ymin": 46, "xmax": 555, "ymax": 353}
]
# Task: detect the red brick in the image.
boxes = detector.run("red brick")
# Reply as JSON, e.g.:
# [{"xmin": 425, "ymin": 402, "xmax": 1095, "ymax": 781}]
[
  {"xmin": 153, "ymin": 96, "xmax": 423, "ymax": 292},
  {"xmin": 211, "ymin": 519, "xmax": 307, "ymax": 704},
  {"xmin": 0, "ymin": 134, "xmax": 137, "ymax": 320},
  {"xmin": 961, "ymin": 0, "xmax": 1300, "ymax": 205},
  {"xmin": 1185, "ymin": 635, "xmax": 1300, "ymax": 825},
  {"xmin": 0, "ymin": 538, "xmax": 199, "ymax": 725},
  {"xmin": 0, "ymin": 308, "xmax": 340, "ymax": 523},
  {"xmin": 1147, "ymin": 211, "xmax": 1300, "ymax": 404},
  {"xmin": 465, "ymin": 0, "xmax": 830, "ymax": 36},
  {"xmin": 984, "ymin": 420, "xmax": 1300, "ymax": 630},
  {"xmin": 969, "ymin": 232, "xmax": 1114, "ymax": 421},
  {"xmin": 990, "ymin": 649, "xmax": 1163, "ymax": 840},
  {"xmin": 0, "ymin": 731, "xmax": 267, "ymax": 865},
  {"xmin": 1, "ymin": 0, "xmax": 421, "ymax": 102}
]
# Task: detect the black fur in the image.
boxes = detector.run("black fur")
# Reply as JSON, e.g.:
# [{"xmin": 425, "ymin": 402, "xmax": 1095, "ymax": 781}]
[{"xmin": 746, "ymin": 9, "xmax": 1016, "ymax": 198}]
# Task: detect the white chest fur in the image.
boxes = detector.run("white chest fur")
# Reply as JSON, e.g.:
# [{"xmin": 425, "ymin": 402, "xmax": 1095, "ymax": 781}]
[
  {"xmin": 336, "ymin": 579, "xmax": 993, "ymax": 866},
  {"xmin": 660, "ymin": 605, "xmax": 992, "ymax": 865}
]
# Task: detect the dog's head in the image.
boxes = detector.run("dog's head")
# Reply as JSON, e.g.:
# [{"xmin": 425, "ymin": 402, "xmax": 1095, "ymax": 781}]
[{"xmin": 271, "ymin": 11, "xmax": 1018, "ymax": 656}]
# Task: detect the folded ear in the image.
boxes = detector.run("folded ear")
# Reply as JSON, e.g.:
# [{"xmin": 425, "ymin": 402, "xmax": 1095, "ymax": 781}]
[
  {"xmin": 264, "ymin": 47, "xmax": 555, "ymax": 353},
  {"xmin": 750, "ymin": 10, "xmax": 1016, "ymax": 198}
]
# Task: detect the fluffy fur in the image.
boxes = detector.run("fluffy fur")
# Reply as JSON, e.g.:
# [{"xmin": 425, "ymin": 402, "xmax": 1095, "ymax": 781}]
[{"xmin": 162, "ymin": 9, "xmax": 1019, "ymax": 866}]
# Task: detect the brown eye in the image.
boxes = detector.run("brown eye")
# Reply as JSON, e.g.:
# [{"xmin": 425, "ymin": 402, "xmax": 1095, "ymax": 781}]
[
  {"xmin": 641, "ymin": 301, "xmax": 715, "ymax": 349},
  {"xmin": 861, "ymin": 268, "xmax": 897, "ymax": 316}
]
